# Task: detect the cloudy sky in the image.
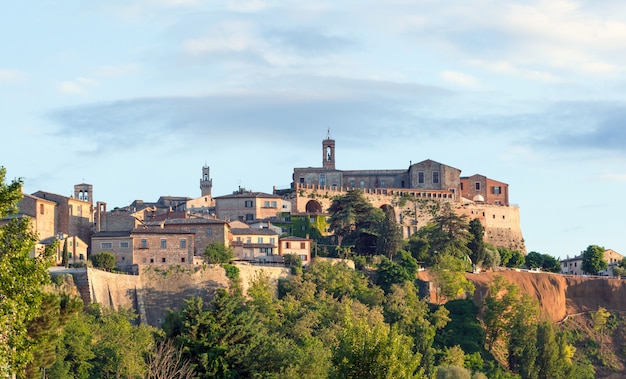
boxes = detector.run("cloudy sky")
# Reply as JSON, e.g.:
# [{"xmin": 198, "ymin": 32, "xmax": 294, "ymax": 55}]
[{"xmin": 3, "ymin": 0, "xmax": 626, "ymax": 259}]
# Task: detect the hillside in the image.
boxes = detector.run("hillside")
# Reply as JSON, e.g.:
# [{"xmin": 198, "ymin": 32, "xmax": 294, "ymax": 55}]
[{"xmin": 432, "ymin": 269, "xmax": 626, "ymax": 378}]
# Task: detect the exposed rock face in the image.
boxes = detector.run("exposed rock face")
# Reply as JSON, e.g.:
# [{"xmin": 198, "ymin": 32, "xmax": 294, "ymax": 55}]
[{"xmin": 464, "ymin": 270, "xmax": 626, "ymax": 322}]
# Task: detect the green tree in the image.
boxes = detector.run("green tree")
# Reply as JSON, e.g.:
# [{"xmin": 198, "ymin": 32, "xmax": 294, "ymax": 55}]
[
  {"xmin": 581, "ymin": 245, "xmax": 607, "ymax": 274},
  {"xmin": 377, "ymin": 210, "xmax": 403, "ymax": 259},
  {"xmin": 467, "ymin": 218, "xmax": 485, "ymax": 267},
  {"xmin": 430, "ymin": 255, "xmax": 475, "ymax": 302},
  {"xmin": 89, "ymin": 251, "xmax": 116, "ymax": 271},
  {"xmin": 328, "ymin": 190, "xmax": 384, "ymax": 255},
  {"xmin": 0, "ymin": 167, "xmax": 56, "ymax": 378},
  {"xmin": 62, "ymin": 238, "xmax": 69, "ymax": 268},
  {"xmin": 203, "ymin": 242, "xmax": 234, "ymax": 264},
  {"xmin": 331, "ymin": 305, "xmax": 423, "ymax": 379},
  {"xmin": 525, "ymin": 251, "xmax": 544, "ymax": 269},
  {"xmin": 376, "ymin": 251, "xmax": 418, "ymax": 293}
]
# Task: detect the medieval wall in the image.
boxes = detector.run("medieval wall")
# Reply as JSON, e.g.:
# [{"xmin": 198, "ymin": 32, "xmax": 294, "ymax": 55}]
[
  {"xmin": 292, "ymin": 185, "xmax": 525, "ymax": 253},
  {"xmin": 63, "ymin": 263, "xmax": 290, "ymax": 327}
]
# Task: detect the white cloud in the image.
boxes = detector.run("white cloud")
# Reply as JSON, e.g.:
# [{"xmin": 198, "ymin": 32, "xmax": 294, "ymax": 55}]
[
  {"xmin": 0, "ymin": 69, "xmax": 24, "ymax": 82},
  {"xmin": 94, "ymin": 63, "xmax": 139, "ymax": 78},
  {"xmin": 440, "ymin": 70, "xmax": 480, "ymax": 88},
  {"xmin": 468, "ymin": 59, "xmax": 562, "ymax": 82},
  {"xmin": 57, "ymin": 77, "xmax": 99, "ymax": 95},
  {"xmin": 182, "ymin": 21, "xmax": 258, "ymax": 55}
]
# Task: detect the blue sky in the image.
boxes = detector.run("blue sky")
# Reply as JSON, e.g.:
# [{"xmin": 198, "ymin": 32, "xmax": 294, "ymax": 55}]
[{"xmin": 3, "ymin": 0, "xmax": 626, "ymax": 259}]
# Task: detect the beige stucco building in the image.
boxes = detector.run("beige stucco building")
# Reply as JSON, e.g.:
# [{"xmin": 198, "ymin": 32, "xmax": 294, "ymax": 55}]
[
  {"xmin": 279, "ymin": 236, "xmax": 312, "ymax": 266},
  {"xmin": 560, "ymin": 249, "xmax": 624, "ymax": 276}
]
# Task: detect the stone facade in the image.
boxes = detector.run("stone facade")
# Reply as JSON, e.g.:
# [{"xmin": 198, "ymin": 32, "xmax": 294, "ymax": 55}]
[
  {"xmin": 214, "ymin": 190, "xmax": 282, "ymax": 222},
  {"xmin": 32, "ymin": 189, "xmax": 94, "ymax": 246}
]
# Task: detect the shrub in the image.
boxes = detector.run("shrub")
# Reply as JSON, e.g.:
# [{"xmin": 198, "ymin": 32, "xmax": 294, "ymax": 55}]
[{"xmin": 90, "ymin": 251, "xmax": 116, "ymax": 271}]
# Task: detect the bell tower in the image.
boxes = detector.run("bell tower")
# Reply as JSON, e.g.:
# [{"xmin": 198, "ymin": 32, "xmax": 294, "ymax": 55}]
[
  {"xmin": 200, "ymin": 165, "xmax": 213, "ymax": 197},
  {"xmin": 322, "ymin": 129, "xmax": 335, "ymax": 170},
  {"xmin": 74, "ymin": 183, "xmax": 93, "ymax": 205}
]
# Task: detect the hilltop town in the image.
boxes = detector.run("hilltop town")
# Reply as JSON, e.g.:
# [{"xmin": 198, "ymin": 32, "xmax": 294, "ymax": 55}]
[{"xmin": 7, "ymin": 133, "xmax": 622, "ymax": 276}]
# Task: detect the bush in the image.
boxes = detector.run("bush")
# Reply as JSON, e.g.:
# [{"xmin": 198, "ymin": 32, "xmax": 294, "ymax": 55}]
[
  {"xmin": 222, "ymin": 264, "xmax": 239, "ymax": 280},
  {"xmin": 204, "ymin": 242, "xmax": 234, "ymax": 264},
  {"xmin": 90, "ymin": 251, "xmax": 116, "ymax": 271}
]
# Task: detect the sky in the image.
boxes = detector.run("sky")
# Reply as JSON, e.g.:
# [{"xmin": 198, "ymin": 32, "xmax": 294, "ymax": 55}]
[{"xmin": 2, "ymin": 0, "xmax": 626, "ymax": 260}]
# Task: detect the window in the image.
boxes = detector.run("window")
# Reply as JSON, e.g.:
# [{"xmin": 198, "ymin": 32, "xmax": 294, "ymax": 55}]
[
  {"xmin": 141, "ymin": 239, "xmax": 147, "ymax": 248},
  {"xmin": 418, "ymin": 172, "xmax": 425, "ymax": 184},
  {"xmin": 492, "ymin": 186, "xmax": 501, "ymax": 194},
  {"xmin": 69, "ymin": 241, "xmax": 73, "ymax": 247},
  {"xmin": 246, "ymin": 237, "xmax": 251, "ymax": 243},
  {"xmin": 300, "ymin": 255, "xmax": 308, "ymax": 261},
  {"xmin": 121, "ymin": 256, "xmax": 125, "ymax": 261},
  {"xmin": 299, "ymin": 177, "xmax": 305, "ymax": 184},
  {"xmin": 39, "ymin": 204, "xmax": 44, "ymax": 215},
  {"xmin": 320, "ymin": 174, "xmax": 326, "ymax": 186},
  {"xmin": 120, "ymin": 242, "xmax": 129, "ymax": 248},
  {"xmin": 300, "ymin": 242, "xmax": 306, "ymax": 249},
  {"xmin": 161, "ymin": 239, "xmax": 167, "ymax": 249},
  {"xmin": 190, "ymin": 228, "xmax": 196, "ymax": 233},
  {"xmin": 432, "ymin": 171, "xmax": 440, "ymax": 184},
  {"xmin": 181, "ymin": 257, "xmax": 186, "ymax": 263},
  {"xmin": 271, "ymin": 201, "xmax": 277, "ymax": 208},
  {"xmin": 79, "ymin": 254, "xmax": 84, "ymax": 260},
  {"xmin": 380, "ymin": 180, "xmax": 386, "ymax": 187},
  {"xmin": 270, "ymin": 237, "xmax": 275, "ymax": 244},
  {"xmin": 162, "ymin": 257, "xmax": 166, "ymax": 263},
  {"xmin": 180, "ymin": 239, "xmax": 186, "ymax": 249},
  {"xmin": 244, "ymin": 200, "xmax": 253, "ymax": 208},
  {"xmin": 460, "ymin": 182, "xmax": 464, "ymax": 190},
  {"xmin": 68, "ymin": 253, "xmax": 72, "ymax": 258},
  {"xmin": 206, "ymin": 229, "xmax": 213, "ymax": 236},
  {"xmin": 360, "ymin": 181, "xmax": 365, "ymax": 189},
  {"xmin": 349, "ymin": 180, "xmax": 355, "ymax": 188},
  {"xmin": 236, "ymin": 237, "xmax": 241, "ymax": 242},
  {"xmin": 101, "ymin": 242, "xmax": 113, "ymax": 249},
  {"xmin": 245, "ymin": 214, "xmax": 254, "ymax": 221},
  {"xmin": 258, "ymin": 237, "xmax": 263, "ymax": 243},
  {"xmin": 286, "ymin": 242, "xmax": 291, "ymax": 248},
  {"xmin": 150, "ymin": 258, "xmax": 154, "ymax": 263},
  {"xmin": 264, "ymin": 201, "xmax": 270, "ymax": 207},
  {"xmin": 475, "ymin": 182, "xmax": 481, "ymax": 191}
]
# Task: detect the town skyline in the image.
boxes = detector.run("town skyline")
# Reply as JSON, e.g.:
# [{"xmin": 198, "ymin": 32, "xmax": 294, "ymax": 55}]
[{"xmin": 3, "ymin": 0, "xmax": 626, "ymax": 260}]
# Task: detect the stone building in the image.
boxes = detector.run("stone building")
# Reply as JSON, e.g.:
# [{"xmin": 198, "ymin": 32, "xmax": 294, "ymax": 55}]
[
  {"xmin": 287, "ymin": 133, "xmax": 525, "ymax": 253},
  {"xmin": 214, "ymin": 189, "xmax": 283, "ymax": 223},
  {"xmin": 292, "ymin": 132, "xmax": 463, "ymax": 201},
  {"xmin": 91, "ymin": 226, "xmax": 195, "ymax": 273},
  {"xmin": 32, "ymin": 184, "xmax": 94, "ymax": 247}
]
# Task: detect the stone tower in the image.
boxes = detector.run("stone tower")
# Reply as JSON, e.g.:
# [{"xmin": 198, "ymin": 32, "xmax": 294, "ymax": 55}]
[
  {"xmin": 322, "ymin": 130, "xmax": 335, "ymax": 170},
  {"xmin": 200, "ymin": 165, "xmax": 213, "ymax": 197},
  {"xmin": 74, "ymin": 183, "xmax": 93, "ymax": 204}
]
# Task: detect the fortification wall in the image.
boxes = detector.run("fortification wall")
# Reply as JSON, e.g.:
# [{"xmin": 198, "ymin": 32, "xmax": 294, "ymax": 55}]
[
  {"xmin": 64, "ymin": 263, "xmax": 290, "ymax": 327},
  {"xmin": 293, "ymin": 186, "xmax": 525, "ymax": 253}
]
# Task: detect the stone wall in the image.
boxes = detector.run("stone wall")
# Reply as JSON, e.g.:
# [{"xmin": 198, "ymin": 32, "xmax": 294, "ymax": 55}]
[{"xmin": 62, "ymin": 263, "xmax": 290, "ymax": 327}]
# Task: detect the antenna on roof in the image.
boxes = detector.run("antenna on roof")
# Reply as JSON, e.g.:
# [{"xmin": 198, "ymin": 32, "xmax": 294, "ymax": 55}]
[{"xmin": 326, "ymin": 128, "xmax": 332, "ymax": 139}]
